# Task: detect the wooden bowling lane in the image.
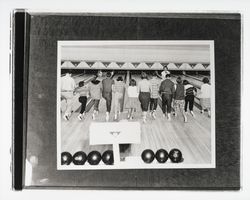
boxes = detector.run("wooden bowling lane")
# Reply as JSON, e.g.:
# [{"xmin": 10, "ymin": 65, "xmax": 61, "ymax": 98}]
[
  {"xmin": 61, "ymin": 105, "xmax": 112, "ymax": 155},
  {"xmin": 127, "ymin": 74, "xmax": 211, "ymax": 164},
  {"xmin": 61, "ymin": 72, "xmax": 212, "ymax": 165},
  {"xmin": 61, "ymin": 72, "xmax": 126, "ymax": 155},
  {"xmin": 171, "ymin": 74, "xmax": 202, "ymax": 89},
  {"xmin": 187, "ymin": 73, "xmax": 210, "ymax": 81},
  {"xmin": 182, "ymin": 74, "xmax": 207, "ymax": 88},
  {"xmin": 184, "ymin": 74, "xmax": 208, "ymax": 82},
  {"xmin": 73, "ymin": 74, "xmax": 95, "ymax": 85}
]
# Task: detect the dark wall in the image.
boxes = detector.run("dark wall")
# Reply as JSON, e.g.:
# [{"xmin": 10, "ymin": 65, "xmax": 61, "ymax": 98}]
[{"xmin": 26, "ymin": 14, "xmax": 241, "ymax": 189}]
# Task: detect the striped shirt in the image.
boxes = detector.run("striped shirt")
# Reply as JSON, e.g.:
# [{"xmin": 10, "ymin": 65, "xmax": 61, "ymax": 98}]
[
  {"xmin": 184, "ymin": 84, "xmax": 197, "ymax": 96},
  {"xmin": 150, "ymin": 78, "xmax": 160, "ymax": 98}
]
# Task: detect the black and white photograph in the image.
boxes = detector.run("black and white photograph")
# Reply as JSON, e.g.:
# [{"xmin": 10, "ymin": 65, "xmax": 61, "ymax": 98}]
[
  {"xmin": 7, "ymin": 10, "xmax": 242, "ymax": 191},
  {"xmin": 1, "ymin": 0, "xmax": 249, "ymax": 197},
  {"xmin": 57, "ymin": 40, "xmax": 215, "ymax": 169}
]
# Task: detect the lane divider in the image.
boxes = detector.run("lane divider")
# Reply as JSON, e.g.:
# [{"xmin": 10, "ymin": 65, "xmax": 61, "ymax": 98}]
[
  {"xmin": 183, "ymin": 74, "xmax": 208, "ymax": 82},
  {"xmin": 121, "ymin": 71, "xmax": 129, "ymax": 112}
]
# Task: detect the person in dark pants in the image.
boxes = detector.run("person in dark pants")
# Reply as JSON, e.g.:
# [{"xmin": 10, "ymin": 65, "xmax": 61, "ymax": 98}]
[
  {"xmin": 149, "ymin": 71, "xmax": 160, "ymax": 119},
  {"xmin": 88, "ymin": 76, "xmax": 103, "ymax": 120},
  {"xmin": 138, "ymin": 72, "xmax": 151, "ymax": 123},
  {"xmin": 159, "ymin": 74, "xmax": 175, "ymax": 121},
  {"xmin": 102, "ymin": 72, "xmax": 114, "ymax": 121},
  {"xmin": 75, "ymin": 81, "xmax": 89, "ymax": 120},
  {"xmin": 183, "ymin": 80, "xmax": 197, "ymax": 117}
]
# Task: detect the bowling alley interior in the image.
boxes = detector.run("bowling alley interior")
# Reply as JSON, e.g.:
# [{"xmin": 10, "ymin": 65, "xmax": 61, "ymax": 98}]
[{"xmin": 58, "ymin": 41, "xmax": 215, "ymax": 169}]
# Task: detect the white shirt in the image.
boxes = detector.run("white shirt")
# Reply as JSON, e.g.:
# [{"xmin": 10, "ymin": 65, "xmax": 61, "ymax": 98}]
[
  {"xmin": 127, "ymin": 86, "xmax": 139, "ymax": 98},
  {"xmin": 200, "ymin": 83, "xmax": 211, "ymax": 98},
  {"xmin": 161, "ymin": 70, "xmax": 170, "ymax": 79},
  {"xmin": 138, "ymin": 79, "xmax": 151, "ymax": 93},
  {"xmin": 61, "ymin": 74, "xmax": 76, "ymax": 91}
]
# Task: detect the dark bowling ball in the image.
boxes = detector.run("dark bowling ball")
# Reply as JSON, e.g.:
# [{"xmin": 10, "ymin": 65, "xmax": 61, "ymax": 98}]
[
  {"xmin": 87, "ymin": 151, "xmax": 102, "ymax": 165},
  {"xmin": 155, "ymin": 149, "xmax": 168, "ymax": 163},
  {"xmin": 61, "ymin": 152, "xmax": 73, "ymax": 165},
  {"xmin": 72, "ymin": 151, "xmax": 87, "ymax": 165},
  {"xmin": 169, "ymin": 148, "xmax": 183, "ymax": 163},
  {"xmin": 102, "ymin": 150, "xmax": 114, "ymax": 165},
  {"xmin": 141, "ymin": 149, "xmax": 155, "ymax": 163}
]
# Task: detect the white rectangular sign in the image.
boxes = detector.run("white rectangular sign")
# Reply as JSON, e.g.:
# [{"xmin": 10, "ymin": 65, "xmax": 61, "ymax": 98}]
[{"xmin": 89, "ymin": 122, "xmax": 141, "ymax": 145}]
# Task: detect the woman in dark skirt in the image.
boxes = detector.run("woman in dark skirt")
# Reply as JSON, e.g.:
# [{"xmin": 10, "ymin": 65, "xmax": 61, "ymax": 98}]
[{"xmin": 138, "ymin": 72, "xmax": 151, "ymax": 123}]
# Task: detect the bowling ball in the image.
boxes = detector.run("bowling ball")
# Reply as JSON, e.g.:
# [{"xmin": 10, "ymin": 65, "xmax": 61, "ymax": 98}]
[
  {"xmin": 155, "ymin": 149, "xmax": 168, "ymax": 163},
  {"xmin": 61, "ymin": 152, "xmax": 73, "ymax": 165},
  {"xmin": 102, "ymin": 150, "xmax": 114, "ymax": 165},
  {"xmin": 72, "ymin": 151, "xmax": 87, "ymax": 165},
  {"xmin": 87, "ymin": 151, "xmax": 102, "ymax": 165},
  {"xmin": 141, "ymin": 149, "xmax": 155, "ymax": 163},
  {"xmin": 169, "ymin": 148, "xmax": 183, "ymax": 163}
]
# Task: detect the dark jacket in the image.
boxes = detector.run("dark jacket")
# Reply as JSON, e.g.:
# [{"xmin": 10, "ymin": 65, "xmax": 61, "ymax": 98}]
[
  {"xmin": 174, "ymin": 83, "xmax": 185, "ymax": 100},
  {"xmin": 159, "ymin": 79, "xmax": 175, "ymax": 95}
]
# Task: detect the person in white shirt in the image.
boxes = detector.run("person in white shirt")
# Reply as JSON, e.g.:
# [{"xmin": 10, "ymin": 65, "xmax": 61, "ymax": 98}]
[
  {"xmin": 126, "ymin": 79, "xmax": 139, "ymax": 120},
  {"xmin": 199, "ymin": 77, "xmax": 211, "ymax": 117},
  {"xmin": 161, "ymin": 66, "xmax": 170, "ymax": 80},
  {"xmin": 61, "ymin": 71, "xmax": 76, "ymax": 120},
  {"xmin": 96, "ymin": 70, "xmax": 103, "ymax": 81}
]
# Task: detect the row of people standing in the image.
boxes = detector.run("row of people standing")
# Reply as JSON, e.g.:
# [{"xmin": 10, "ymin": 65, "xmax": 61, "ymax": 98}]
[
  {"xmin": 62, "ymin": 70, "xmax": 211, "ymax": 122},
  {"xmin": 126, "ymin": 65, "xmax": 173, "ymax": 122},
  {"xmin": 75, "ymin": 71, "xmax": 159, "ymax": 123},
  {"xmin": 76, "ymin": 72, "xmax": 125, "ymax": 121},
  {"xmin": 60, "ymin": 67, "xmax": 172, "ymax": 121},
  {"xmin": 130, "ymin": 71, "xmax": 179, "ymax": 123},
  {"xmin": 127, "ymin": 71, "xmax": 210, "ymax": 123}
]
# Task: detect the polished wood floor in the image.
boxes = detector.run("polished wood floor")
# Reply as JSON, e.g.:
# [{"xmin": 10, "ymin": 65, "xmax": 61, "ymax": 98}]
[{"xmin": 60, "ymin": 73, "xmax": 212, "ymax": 164}]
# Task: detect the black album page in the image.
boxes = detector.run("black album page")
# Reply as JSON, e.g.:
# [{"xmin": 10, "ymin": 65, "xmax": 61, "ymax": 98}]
[{"xmin": 12, "ymin": 11, "xmax": 241, "ymax": 190}]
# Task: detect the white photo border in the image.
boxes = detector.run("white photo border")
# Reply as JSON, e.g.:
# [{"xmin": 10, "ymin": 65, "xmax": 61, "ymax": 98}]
[{"xmin": 57, "ymin": 40, "xmax": 215, "ymax": 170}]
